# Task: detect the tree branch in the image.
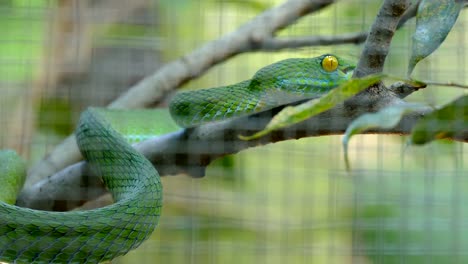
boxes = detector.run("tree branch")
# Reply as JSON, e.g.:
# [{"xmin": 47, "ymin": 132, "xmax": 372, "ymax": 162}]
[
  {"xmin": 353, "ymin": 0, "xmax": 409, "ymax": 78},
  {"xmin": 254, "ymin": 32, "xmax": 368, "ymax": 50},
  {"xmin": 346, "ymin": 0, "xmax": 410, "ymax": 116},
  {"xmin": 25, "ymin": 0, "xmax": 344, "ymax": 187},
  {"xmin": 18, "ymin": 97, "xmax": 465, "ymax": 212},
  {"xmin": 17, "ymin": 100, "xmax": 442, "ymax": 211}
]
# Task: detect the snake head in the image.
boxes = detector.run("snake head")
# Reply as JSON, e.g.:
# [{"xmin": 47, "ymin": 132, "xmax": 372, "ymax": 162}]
[
  {"xmin": 169, "ymin": 54, "xmax": 357, "ymax": 128},
  {"xmin": 252, "ymin": 54, "xmax": 356, "ymax": 94}
]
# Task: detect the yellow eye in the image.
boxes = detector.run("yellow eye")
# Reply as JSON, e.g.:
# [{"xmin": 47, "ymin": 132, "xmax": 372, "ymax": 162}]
[{"xmin": 321, "ymin": 55, "xmax": 339, "ymax": 72}]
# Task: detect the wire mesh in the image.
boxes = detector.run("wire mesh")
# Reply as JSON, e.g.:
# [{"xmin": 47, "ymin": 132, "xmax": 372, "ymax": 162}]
[{"xmin": 0, "ymin": 0, "xmax": 466, "ymax": 263}]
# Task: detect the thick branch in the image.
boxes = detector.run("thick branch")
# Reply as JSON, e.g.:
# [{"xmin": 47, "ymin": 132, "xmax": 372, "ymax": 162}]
[
  {"xmin": 18, "ymin": 98, "xmax": 443, "ymax": 211},
  {"xmin": 353, "ymin": 0, "xmax": 409, "ymax": 78},
  {"xmin": 25, "ymin": 0, "xmax": 340, "ymax": 187},
  {"xmin": 346, "ymin": 0, "xmax": 410, "ymax": 119}
]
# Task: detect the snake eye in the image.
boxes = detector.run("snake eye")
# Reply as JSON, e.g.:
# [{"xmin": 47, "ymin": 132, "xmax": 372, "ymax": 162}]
[{"xmin": 321, "ymin": 55, "xmax": 339, "ymax": 72}]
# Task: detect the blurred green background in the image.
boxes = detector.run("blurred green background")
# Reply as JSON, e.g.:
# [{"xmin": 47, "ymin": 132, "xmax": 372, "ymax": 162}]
[{"xmin": 0, "ymin": 0, "xmax": 467, "ymax": 263}]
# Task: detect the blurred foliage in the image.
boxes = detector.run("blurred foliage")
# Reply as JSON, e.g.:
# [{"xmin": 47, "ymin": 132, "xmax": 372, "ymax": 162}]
[
  {"xmin": 119, "ymin": 135, "xmax": 468, "ymax": 263},
  {"xmin": 0, "ymin": 0, "xmax": 45, "ymax": 82},
  {"xmin": 38, "ymin": 98, "xmax": 73, "ymax": 136},
  {"xmin": 410, "ymin": 95, "xmax": 468, "ymax": 145}
]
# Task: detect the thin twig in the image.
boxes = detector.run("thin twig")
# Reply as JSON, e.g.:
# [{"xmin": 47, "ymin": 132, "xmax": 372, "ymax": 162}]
[
  {"xmin": 423, "ymin": 81, "xmax": 468, "ymax": 89},
  {"xmin": 256, "ymin": 32, "xmax": 367, "ymax": 50}
]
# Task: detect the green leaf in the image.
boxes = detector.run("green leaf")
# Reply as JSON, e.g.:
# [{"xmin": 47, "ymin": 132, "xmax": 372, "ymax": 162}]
[
  {"xmin": 239, "ymin": 74, "xmax": 383, "ymax": 140},
  {"xmin": 408, "ymin": 0, "xmax": 463, "ymax": 76},
  {"xmin": 342, "ymin": 103, "xmax": 429, "ymax": 170},
  {"xmin": 409, "ymin": 95, "xmax": 468, "ymax": 145}
]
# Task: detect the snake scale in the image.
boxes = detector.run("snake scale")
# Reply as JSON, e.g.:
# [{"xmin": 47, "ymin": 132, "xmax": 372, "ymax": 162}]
[{"xmin": 0, "ymin": 54, "xmax": 354, "ymax": 263}]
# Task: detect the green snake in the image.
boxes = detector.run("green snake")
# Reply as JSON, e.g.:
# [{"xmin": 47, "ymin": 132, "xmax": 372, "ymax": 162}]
[{"xmin": 0, "ymin": 54, "xmax": 354, "ymax": 263}]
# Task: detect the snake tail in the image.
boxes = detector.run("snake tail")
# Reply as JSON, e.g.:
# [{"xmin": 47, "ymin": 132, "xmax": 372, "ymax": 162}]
[{"xmin": 0, "ymin": 108, "xmax": 162, "ymax": 263}]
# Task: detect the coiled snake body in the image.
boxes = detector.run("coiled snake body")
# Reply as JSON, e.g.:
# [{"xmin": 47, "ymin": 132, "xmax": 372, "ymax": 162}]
[{"xmin": 0, "ymin": 54, "xmax": 354, "ymax": 263}]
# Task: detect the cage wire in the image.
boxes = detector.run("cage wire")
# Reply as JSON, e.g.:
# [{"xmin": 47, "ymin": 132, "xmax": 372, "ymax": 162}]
[{"xmin": 0, "ymin": 0, "xmax": 467, "ymax": 263}]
